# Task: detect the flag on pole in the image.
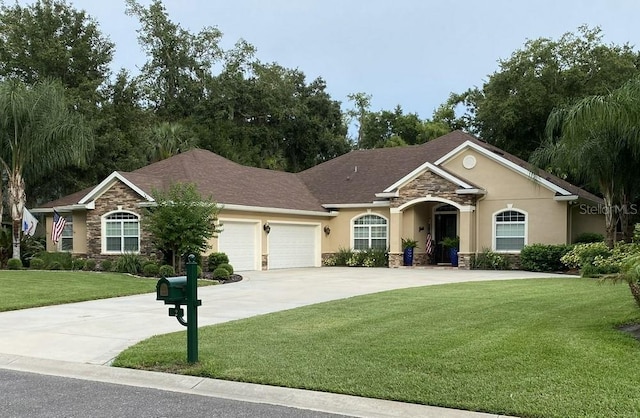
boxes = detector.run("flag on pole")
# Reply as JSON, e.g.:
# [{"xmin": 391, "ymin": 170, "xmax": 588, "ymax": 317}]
[
  {"xmin": 51, "ymin": 210, "xmax": 67, "ymax": 244},
  {"xmin": 425, "ymin": 233, "xmax": 433, "ymax": 256},
  {"xmin": 22, "ymin": 207, "xmax": 39, "ymax": 237}
]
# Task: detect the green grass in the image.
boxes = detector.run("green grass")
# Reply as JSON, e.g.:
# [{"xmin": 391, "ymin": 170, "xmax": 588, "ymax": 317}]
[
  {"xmin": 114, "ymin": 278, "xmax": 640, "ymax": 418},
  {"xmin": 0, "ymin": 270, "xmax": 216, "ymax": 311}
]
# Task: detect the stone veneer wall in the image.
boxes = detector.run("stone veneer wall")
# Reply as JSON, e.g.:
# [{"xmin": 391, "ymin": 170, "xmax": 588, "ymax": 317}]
[
  {"xmin": 391, "ymin": 170, "xmax": 475, "ymax": 208},
  {"xmin": 85, "ymin": 181, "xmax": 154, "ymax": 261}
]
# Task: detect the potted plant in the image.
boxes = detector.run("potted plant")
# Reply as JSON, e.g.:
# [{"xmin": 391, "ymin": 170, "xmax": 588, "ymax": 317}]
[
  {"xmin": 440, "ymin": 236, "xmax": 460, "ymax": 267},
  {"xmin": 402, "ymin": 238, "xmax": 418, "ymax": 266}
]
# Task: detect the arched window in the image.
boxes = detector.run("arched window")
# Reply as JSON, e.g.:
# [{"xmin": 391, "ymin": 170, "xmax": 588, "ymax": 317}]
[
  {"xmin": 353, "ymin": 214, "xmax": 388, "ymax": 251},
  {"xmin": 494, "ymin": 209, "xmax": 526, "ymax": 251},
  {"xmin": 103, "ymin": 212, "xmax": 140, "ymax": 253}
]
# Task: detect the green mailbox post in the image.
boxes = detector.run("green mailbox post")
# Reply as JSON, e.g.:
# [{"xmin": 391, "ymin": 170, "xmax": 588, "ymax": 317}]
[{"xmin": 156, "ymin": 254, "xmax": 201, "ymax": 363}]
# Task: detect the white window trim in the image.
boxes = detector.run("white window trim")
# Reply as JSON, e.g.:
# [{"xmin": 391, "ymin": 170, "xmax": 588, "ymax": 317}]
[
  {"xmin": 492, "ymin": 208, "xmax": 528, "ymax": 253},
  {"xmin": 101, "ymin": 210, "xmax": 141, "ymax": 254},
  {"xmin": 350, "ymin": 213, "xmax": 389, "ymax": 251},
  {"xmin": 59, "ymin": 214, "xmax": 73, "ymax": 253}
]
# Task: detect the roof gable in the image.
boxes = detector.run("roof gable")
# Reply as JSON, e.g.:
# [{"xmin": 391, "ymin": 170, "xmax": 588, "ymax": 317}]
[{"xmin": 434, "ymin": 140, "xmax": 572, "ymax": 196}]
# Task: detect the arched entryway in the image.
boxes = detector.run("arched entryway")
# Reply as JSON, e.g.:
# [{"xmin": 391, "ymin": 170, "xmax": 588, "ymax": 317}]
[{"xmin": 433, "ymin": 203, "xmax": 458, "ymax": 264}]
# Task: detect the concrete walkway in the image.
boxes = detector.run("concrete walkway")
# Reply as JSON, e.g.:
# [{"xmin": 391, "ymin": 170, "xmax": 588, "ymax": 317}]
[{"xmin": 0, "ymin": 267, "xmax": 568, "ymax": 417}]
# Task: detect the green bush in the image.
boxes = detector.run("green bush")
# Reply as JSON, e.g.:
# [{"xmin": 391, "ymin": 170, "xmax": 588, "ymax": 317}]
[
  {"xmin": 7, "ymin": 258, "xmax": 22, "ymax": 270},
  {"xmin": 218, "ymin": 263, "xmax": 234, "ymax": 275},
  {"xmin": 574, "ymin": 232, "xmax": 605, "ymax": 244},
  {"xmin": 34, "ymin": 251, "xmax": 72, "ymax": 269},
  {"xmin": 213, "ymin": 266, "xmax": 230, "ymax": 279},
  {"xmin": 71, "ymin": 258, "xmax": 86, "ymax": 271},
  {"xmin": 100, "ymin": 259, "xmax": 113, "ymax": 272},
  {"xmin": 591, "ymin": 243, "xmax": 640, "ymax": 276},
  {"xmin": 49, "ymin": 261, "xmax": 62, "ymax": 270},
  {"xmin": 520, "ymin": 244, "xmax": 573, "ymax": 272},
  {"xmin": 197, "ymin": 265, "xmax": 203, "ymax": 278},
  {"xmin": 115, "ymin": 253, "xmax": 143, "ymax": 274},
  {"xmin": 159, "ymin": 264, "xmax": 175, "ymax": 278},
  {"xmin": 83, "ymin": 259, "xmax": 97, "ymax": 271},
  {"xmin": 29, "ymin": 257, "xmax": 45, "ymax": 269},
  {"xmin": 471, "ymin": 248, "xmax": 510, "ymax": 270},
  {"xmin": 561, "ymin": 242, "xmax": 611, "ymax": 270},
  {"xmin": 207, "ymin": 252, "xmax": 229, "ymax": 271},
  {"xmin": 142, "ymin": 262, "xmax": 160, "ymax": 277},
  {"xmin": 323, "ymin": 247, "xmax": 387, "ymax": 267}
]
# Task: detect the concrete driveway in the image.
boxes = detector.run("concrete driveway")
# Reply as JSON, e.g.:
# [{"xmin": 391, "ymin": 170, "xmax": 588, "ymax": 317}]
[{"xmin": 0, "ymin": 267, "xmax": 571, "ymax": 365}]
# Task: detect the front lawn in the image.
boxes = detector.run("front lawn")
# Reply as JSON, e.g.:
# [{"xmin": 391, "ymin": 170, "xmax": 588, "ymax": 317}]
[
  {"xmin": 0, "ymin": 270, "xmax": 216, "ymax": 311},
  {"xmin": 114, "ymin": 278, "xmax": 640, "ymax": 418}
]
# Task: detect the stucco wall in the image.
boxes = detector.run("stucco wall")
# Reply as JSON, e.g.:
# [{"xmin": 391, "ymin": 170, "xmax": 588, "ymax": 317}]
[
  {"xmin": 570, "ymin": 203, "xmax": 606, "ymax": 242},
  {"xmin": 442, "ymin": 149, "xmax": 569, "ymax": 249}
]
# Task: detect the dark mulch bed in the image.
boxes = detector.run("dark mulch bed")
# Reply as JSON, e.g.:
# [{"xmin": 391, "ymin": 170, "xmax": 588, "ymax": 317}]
[{"xmin": 201, "ymin": 273, "xmax": 243, "ymax": 284}]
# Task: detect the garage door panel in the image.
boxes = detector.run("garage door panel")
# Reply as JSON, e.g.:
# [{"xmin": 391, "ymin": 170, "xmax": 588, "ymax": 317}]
[
  {"xmin": 269, "ymin": 224, "xmax": 318, "ymax": 269},
  {"xmin": 218, "ymin": 221, "xmax": 259, "ymax": 271}
]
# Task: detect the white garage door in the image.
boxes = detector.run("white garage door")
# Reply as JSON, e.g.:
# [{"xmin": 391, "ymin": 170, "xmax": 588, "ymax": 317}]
[
  {"xmin": 268, "ymin": 223, "xmax": 319, "ymax": 269},
  {"xmin": 217, "ymin": 221, "xmax": 259, "ymax": 271}
]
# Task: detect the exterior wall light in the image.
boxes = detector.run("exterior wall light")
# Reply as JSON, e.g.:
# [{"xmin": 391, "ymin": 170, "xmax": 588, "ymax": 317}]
[
  {"xmin": 324, "ymin": 225, "xmax": 331, "ymax": 235},
  {"xmin": 263, "ymin": 222, "xmax": 271, "ymax": 233}
]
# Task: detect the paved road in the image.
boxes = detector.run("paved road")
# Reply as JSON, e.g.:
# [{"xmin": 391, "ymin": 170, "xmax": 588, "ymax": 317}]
[
  {"xmin": 1, "ymin": 368, "xmax": 348, "ymax": 418},
  {"xmin": 0, "ymin": 267, "xmax": 561, "ymax": 417}
]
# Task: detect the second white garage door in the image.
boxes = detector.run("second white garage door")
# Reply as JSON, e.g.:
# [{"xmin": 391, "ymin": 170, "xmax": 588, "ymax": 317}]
[
  {"xmin": 217, "ymin": 221, "xmax": 260, "ymax": 271},
  {"xmin": 268, "ymin": 223, "xmax": 319, "ymax": 269}
]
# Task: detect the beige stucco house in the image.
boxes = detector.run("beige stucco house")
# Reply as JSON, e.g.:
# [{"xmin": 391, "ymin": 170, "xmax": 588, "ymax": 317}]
[{"xmin": 34, "ymin": 131, "xmax": 605, "ymax": 270}]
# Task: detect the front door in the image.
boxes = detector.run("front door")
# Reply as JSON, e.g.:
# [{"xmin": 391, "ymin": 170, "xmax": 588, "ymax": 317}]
[{"xmin": 434, "ymin": 211, "xmax": 457, "ymax": 264}]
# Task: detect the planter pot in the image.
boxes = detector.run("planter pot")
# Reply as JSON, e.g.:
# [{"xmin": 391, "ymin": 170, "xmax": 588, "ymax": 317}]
[
  {"xmin": 449, "ymin": 248, "xmax": 459, "ymax": 267},
  {"xmin": 403, "ymin": 247, "xmax": 414, "ymax": 266}
]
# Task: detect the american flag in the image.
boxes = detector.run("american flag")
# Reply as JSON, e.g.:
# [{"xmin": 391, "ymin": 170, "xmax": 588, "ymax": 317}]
[
  {"xmin": 51, "ymin": 210, "xmax": 67, "ymax": 244},
  {"xmin": 425, "ymin": 233, "xmax": 433, "ymax": 256}
]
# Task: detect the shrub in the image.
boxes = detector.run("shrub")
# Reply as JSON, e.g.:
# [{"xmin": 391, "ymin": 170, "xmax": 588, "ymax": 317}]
[
  {"xmin": 29, "ymin": 257, "xmax": 45, "ymax": 269},
  {"xmin": 71, "ymin": 258, "xmax": 86, "ymax": 271},
  {"xmin": 34, "ymin": 251, "xmax": 72, "ymax": 270},
  {"xmin": 520, "ymin": 244, "xmax": 572, "ymax": 272},
  {"xmin": 100, "ymin": 259, "xmax": 113, "ymax": 272},
  {"xmin": 115, "ymin": 253, "xmax": 143, "ymax": 274},
  {"xmin": 471, "ymin": 248, "xmax": 510, "ymax": 270},
  {"xmin": 207, "ymin": 252, "xmax": 229, "ymax": 271},
  {"xmin": 591, "ymin": 243, "xmax": 640, "ymax": 276},
  {"xmin": 561, "ymin": 242, "xmax": 611, "ymax": 270},
  {"xmin": 83, "ymin": 259, "xmax": 97, "ymax": 271},
  {"xmin": 142, "ymin": 262, "xmax": 160, "ymax": 277},
  {"xmin": 213, "ymin": 266, "xmax": 231, "ymax": 279},
  {"xmin": 574, "ymin": 232, "xmax": 605, "ymax": 244},
  {"xmin": 7, "ymin": 258, "xmax": 22, "ymax": 270},
  {"xmin": 49, "ymin": 261, "xmax": 62, "ymax": 270},
  {"xmin": 218, "ymin": 263, "xmax": 234, "ymax": 275},
  {"xmin": 159, "ymin": 264, "xmax": 175, "ymax": 278}
]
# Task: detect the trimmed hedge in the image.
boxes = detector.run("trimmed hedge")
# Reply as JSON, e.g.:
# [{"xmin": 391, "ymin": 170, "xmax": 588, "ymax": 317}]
[
  {"xmin": 207, "ymin": 252, "xmax": 229, "ymax": 271},
  {"xmin": 213, "ymin": 266, "xmax": 231, "ymax": 279},
  {"xmin": 7, "ymin": 258, "xmax": 22, "ymax": 270},
  {"xmin": 159, "ymin": 264, "xmax": 175, "ymax": 278},
  {"xmin": 520, "ymin": 243, "xmax": 573, "ymax": 272},
  {"xmin": 218, "ymin": 263, "xmax": 234, "ymax": 275},
  {"xmin": 29, "ymin": 257, "xmax": 45, "ymax": 269}
]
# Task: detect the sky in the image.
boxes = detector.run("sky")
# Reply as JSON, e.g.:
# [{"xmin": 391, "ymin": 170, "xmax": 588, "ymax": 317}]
[{"xmin": 58, "ymin": 0, "xmax": 640, "ymax": 119}]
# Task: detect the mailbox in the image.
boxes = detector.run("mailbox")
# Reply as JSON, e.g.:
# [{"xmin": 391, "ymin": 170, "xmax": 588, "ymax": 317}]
[{"xmin": 156, "ymin": 276, "xmax": 188, "ymax": 304}]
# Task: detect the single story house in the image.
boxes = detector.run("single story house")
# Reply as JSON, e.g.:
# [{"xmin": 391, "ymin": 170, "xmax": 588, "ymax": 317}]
[{"xmin": 34, "ymin": 131, "xmax": 605, "ymax": 270}]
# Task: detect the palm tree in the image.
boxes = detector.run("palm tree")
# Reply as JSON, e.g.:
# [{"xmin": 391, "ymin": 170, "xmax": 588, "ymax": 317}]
[
  {"xmin": 0, "ymin": 79, "xmax": 91, "ymax": 260},
  {"xmin": 146, "ymin": 122, "xmax": 196, "ymax": 163},
  {"xmin": 531, "ymin": 77, "xmax": 640, "ymax": 247}
]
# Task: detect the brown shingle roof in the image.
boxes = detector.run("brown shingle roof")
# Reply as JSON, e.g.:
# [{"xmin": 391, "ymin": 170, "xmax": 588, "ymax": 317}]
[
  {"xmin": 123, "ymin": 149, "xmax": 325, "ymax": 211},
  {"xmin": 38, "ymin": 131, "xmax": 601, "ymax": 210},
  {"xmin": 298, "ymin": 131, "xmax": 478, "ymax": 204}
]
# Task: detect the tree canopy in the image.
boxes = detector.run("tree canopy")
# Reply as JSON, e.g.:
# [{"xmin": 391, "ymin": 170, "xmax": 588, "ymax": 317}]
[
  {"xmin": 452, "ymin": 26, "xmax": 640, "ymax": 160},
  {"xmin": 143, "ymin": 183, "xmax": 221, "ymax": 271}
]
